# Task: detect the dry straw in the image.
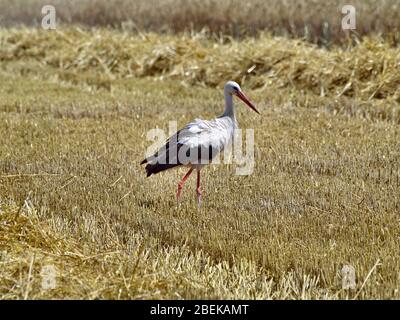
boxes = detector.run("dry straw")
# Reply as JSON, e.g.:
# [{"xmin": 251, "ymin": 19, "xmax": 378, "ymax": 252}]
[
  {"xmin": 0, "ymin": 27, "xmax": 399, "ymax": 102},
  {"xmin": 0, "ymin": 202, "xmax": 328, "ymax": 299}
]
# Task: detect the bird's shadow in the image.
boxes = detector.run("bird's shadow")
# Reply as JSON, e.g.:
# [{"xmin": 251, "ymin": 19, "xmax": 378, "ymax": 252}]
[{"xmin": 138, "ymin": 196, "xmax": 203, "ymax": 214}]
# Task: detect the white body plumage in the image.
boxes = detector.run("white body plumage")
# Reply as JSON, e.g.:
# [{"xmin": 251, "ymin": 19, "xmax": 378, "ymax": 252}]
[{"xmin": 141, "ymin": 80, "xmax": 259, "ymax": 205}]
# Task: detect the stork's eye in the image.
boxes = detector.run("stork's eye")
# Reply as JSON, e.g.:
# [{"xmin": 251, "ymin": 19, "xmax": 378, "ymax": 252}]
[{"xmin": 234, "ymin": 87, "xmax": 239, "ymax": 92}]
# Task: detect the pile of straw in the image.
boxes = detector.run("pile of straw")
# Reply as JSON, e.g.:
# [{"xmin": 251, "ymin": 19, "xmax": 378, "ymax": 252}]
[{"xmin": 1, "ymin": 28, "xmax": 399, "ymax": 101}]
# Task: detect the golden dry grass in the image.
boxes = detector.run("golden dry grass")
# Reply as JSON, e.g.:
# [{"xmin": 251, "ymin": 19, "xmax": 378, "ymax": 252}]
[
  {"xmin": 1, "ymin": 28, "xmax": 399, "ymax": 103},
  {"xmin": 0, "ymin": 0, "xmax": 400, "ymax": 45},
  {"xmin": 0, "ymin": 28, "xmax": 400, "ymax": 299},
  {"xmin": 2, "ymin": 202, "xmax": 296, "ymax": 299}
]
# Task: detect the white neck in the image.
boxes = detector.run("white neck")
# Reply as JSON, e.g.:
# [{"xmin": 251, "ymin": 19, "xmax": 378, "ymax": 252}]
[{"xmin": 222, "ymin": 90, "xmax": 235, "ymax": 118}]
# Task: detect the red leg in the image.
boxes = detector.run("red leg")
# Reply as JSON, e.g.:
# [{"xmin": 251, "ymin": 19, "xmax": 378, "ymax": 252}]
[
  {"xmin": 176, "ymin": 168, "xmax": 193, "ymax": 201},
  {"xmin": 196, "ymin": 170, "xmax": 202, "ymax": 206}
]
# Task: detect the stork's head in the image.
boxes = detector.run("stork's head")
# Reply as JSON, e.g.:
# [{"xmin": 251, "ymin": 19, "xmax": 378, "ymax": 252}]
[{"xmin": 224, "ymin": 81, "xmax": 259, "ymax": 114}]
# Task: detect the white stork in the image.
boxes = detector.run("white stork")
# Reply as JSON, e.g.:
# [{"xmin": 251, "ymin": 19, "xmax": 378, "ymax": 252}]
[{"xmin": 141, "ymin": 81, "xmax": 259, "ymax": 205}]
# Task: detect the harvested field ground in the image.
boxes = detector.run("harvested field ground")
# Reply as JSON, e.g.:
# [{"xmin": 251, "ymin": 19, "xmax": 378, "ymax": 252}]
[{"xmin": 0, "ymin": 28, "xmax": 400, "ymax": 299}]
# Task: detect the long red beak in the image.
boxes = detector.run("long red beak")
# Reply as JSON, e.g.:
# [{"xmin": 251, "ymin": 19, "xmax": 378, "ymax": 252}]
[{"xmin": 237, "ymin": 91, "xmax": 260, "ymax": 114}]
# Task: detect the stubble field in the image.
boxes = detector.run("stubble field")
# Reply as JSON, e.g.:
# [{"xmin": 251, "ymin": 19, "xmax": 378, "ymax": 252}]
[{"xmin": 0, "ymin": 27, "xmax": 400, "ymax": 299}]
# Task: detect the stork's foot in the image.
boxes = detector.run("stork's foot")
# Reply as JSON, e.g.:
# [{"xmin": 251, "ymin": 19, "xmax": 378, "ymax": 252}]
[
  {"xmin": 176, "ymin": 168, "xmax": 194, "ymax": 202},
  {"xmin": 196, "ymin": 170, "xmax": 202, "ymax": 208},
  {"xmin": 176, "ymin": 185, "xmax": 183, "ymax": 202}
]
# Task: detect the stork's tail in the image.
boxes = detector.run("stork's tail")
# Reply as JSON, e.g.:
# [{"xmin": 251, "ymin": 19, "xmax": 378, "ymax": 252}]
[{"xmin": 141, "ymin": 159, "xmax": 180, "ymax": 177}]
